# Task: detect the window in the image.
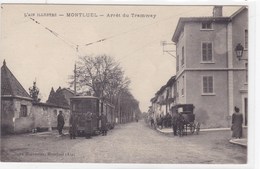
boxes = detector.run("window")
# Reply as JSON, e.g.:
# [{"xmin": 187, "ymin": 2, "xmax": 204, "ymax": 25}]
[
  {"xmin": 202, "ymin": 76, "xmax": 214, "ymax": 94},
  {"xmin": 177, "ymin": 81, "xmax": 179, "ymax": 97},
  {"xmin": 54, "ymin": 109, "xmax": 58, "ymax": 116},
  {"xmin": 176, "ymin": 55, "xmax": 179, "ymax": 71},
  {"xmin": 20, "ymin": 105, "xmax": 27, "ymax": 117},
  {"xmin": 245, "ymin": 29, "xmax": 248, "ymax": 49},
  {"xmin": 201, "ymin": 22, "xmax": 213, "ymax": 30},
  {"xmin": 181, "ymin": 46, "xmax": 184, "ymax": 65},
  {"xmin": 202, "ymin": 42, "xmax": 213, "ymax": 62},
  {"xmin": 181, "ymin": 76, "xmax": 184, "ymax": 96},
  {"xmin": 245, "ymin": 63, "xmax": 248, "ymax": 83}
]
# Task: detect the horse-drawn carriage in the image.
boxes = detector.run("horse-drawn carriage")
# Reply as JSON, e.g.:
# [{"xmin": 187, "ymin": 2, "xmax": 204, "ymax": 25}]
[{"xmin": 171, "ymin": 104, "xmax": 200, "ymax": 136}]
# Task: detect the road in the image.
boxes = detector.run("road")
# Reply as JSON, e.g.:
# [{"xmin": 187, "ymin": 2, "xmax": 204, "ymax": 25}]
[{"xmin": 1, "ymin": 120, "xmax": 247, "ymax": 163}]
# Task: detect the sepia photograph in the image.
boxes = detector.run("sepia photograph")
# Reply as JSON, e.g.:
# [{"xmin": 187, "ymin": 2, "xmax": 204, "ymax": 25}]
[{"xmin": 0, "ymin": 1, "xmax": 256, "ymax": 168}]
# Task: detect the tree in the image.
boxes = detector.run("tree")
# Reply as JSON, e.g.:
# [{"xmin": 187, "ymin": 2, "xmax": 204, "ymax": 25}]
[
  {"xmin": 29, "ymin": 81, "xmax": 40, "ymax": 103},
  {"xmin": 70, "ymin": 54, "xmax": 130, "ymax": 101},
  {"xmin": 69, "ymin": 54, "xmax": 140, "ymax": 123}
]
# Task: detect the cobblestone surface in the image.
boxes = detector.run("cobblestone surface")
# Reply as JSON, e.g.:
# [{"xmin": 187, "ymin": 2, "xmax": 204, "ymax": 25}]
[{"xmin": 1, "ymin": 120, "xmax": 247, "ymax": 163}]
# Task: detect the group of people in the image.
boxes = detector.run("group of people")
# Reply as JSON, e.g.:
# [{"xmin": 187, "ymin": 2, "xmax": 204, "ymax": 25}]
[
  {"xmin": 155, "ymin": 113, "xmax": 173, "ymax": 129},
  {"xmin": 149, "ymin": 110, "xmax": 185, "ymax": 136},
  {"xmin": 57, "ymin": 111, "xmax": 109, "ymax": 139},
  {"xmin": 148, "ymin": 106, "xmax": 244, "ymax": 138}
]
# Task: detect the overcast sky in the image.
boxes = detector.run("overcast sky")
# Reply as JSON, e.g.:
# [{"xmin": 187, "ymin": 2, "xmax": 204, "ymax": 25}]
[{"xmin": 1, "ymin": 4, "xmax": 241, "ymax": 112}]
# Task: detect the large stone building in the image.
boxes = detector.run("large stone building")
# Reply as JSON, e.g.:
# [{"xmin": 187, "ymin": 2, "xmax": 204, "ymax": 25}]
[{"xmin": 171, "ymin": 6, "xmax": 248, "ymax": 128}]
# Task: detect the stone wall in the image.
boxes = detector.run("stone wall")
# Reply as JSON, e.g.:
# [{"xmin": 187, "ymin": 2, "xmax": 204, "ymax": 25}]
[
  {"xmin": 1, "ymin": 98, "xmax": 15, "ymax": 134},
  {"xmin": 1, "ymin": 98, "xmax": 70, "ymax": 134},
  {"xmin": 31, "ymin": 103, "xmax": 70, "ymax": 131}
]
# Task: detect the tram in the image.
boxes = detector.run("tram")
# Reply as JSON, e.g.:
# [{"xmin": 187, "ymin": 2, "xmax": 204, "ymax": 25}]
[{"xmin": 70, "ymin": 96, "xmax": 115, "ymax": 135}]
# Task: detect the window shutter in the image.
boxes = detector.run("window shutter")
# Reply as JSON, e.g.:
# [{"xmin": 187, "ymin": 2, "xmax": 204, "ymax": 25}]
[
  {"xmin": 202, "ymin": 43, "xmax": 207, "ymax": 61},
  {"xmin": 203, "ymin": 76, "xmax": 208, "ymax": 93},
  {"xmin": 208, "ymin": 43, "xmax": 212, "ymax": 61}
]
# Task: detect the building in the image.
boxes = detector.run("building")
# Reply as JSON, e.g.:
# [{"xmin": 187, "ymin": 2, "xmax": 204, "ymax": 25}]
[
  {"xmin": 47, "ymin": 87, "xmax": 74, "ymax": 108},
  {"xmin": 1, "ymin": 60, "xmax": 70, "ymax": 134},
  {"xmin": 172, "ymin": 6, "xmax": 248, "ymax": 128},
  {"xmin": 1, "ymin": 60, "xmax": 34, "ymax": 134},
  {"xmin": 150, "ymin": 76, "xmax": 176, "ymax": 119}
]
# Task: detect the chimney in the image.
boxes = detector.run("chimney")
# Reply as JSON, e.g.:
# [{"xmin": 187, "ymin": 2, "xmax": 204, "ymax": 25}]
[{"xmin": 213, "ymin": 6, "xmax": 223, "ymax": 17}]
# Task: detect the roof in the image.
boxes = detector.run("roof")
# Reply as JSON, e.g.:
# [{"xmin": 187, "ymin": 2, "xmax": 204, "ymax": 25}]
[
  {"xmin": 1, "ymin": 60, "xmax": 32, "ymax": 100},
  {"xmin": 230, "ymin": 6, "xmax": 248, "ymax": 19},
  {"xmin": 60, "ymin": 88, "xmax": 75, "ymax": 94},
  {"xmin": 172, "ymin": 17, "xmax": 230, "ymax": 42},
  {"xmin": 172, "ymin": 6, "xmax": 247, "ymax": 43},
  {"xmin": 166, "ymin": 76, "xmax": 176, "ymax": 87},
  {"xmin": 33, "ymin": 102, "xmax": 70, "ymax": 109}
]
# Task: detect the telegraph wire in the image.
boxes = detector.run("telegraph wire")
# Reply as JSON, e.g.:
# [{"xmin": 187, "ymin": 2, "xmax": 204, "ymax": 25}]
[
  {"xmin": 29, "ymin": 17, "xmax": 78, "ymax": 51},
  {"xmin": 80, "ymin": 6, "xmax": 200, "ymax": 48}
]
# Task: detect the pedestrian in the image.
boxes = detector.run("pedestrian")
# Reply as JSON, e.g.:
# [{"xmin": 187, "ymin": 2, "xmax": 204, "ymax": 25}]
[
  {"xmin": 85, "ymin": 111, "xmax": 93, "ymax": 139},
  {"xmin": 231, "ymin": 106, "xmax": 243, "ymax": 139},
  {"xmin": 57, "ymin": 111, "xmax": 65, "ymax": 135},
  {"xmin": 69, "ymin": 113, "xmax": 77, "ymax": 139},
  {"xmin": 99, "ymin": 113, "xmax": 108, "ymax": 136},
  {"xmin": 176, "ymin": 112, "xmax": 185, "ymax": 137},
  {"xmin": 150, "ymin": 117, "xmax": 155, "ymax": 128},
  {"xmin": 172, "ymin": 109, "xmax": 178, "ymax": 136},
  {"xmin": 166, "ymin": 113, "xmax": 172, "ymax": 128}
]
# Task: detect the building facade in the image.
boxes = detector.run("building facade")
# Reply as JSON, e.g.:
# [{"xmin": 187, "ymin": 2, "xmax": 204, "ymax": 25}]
[
  {"xmin": 1, "ymin": 61, "xmax": 70, "ymax": 134},
  {"xmin": 172, "ymin": 6, "xmax": 248, "ymax": 128}
]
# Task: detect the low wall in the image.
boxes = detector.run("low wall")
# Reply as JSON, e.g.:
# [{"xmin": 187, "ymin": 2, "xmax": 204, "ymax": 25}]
[{"xmin": 32, "ymin": 103, "xmax": 70, "ymax": 131}]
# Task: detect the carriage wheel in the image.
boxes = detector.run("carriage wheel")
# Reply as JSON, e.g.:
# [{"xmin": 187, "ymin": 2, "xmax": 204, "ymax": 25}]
[
  {"xmin": 190, "ymin": 123, "xmax": 195, "ymax": 134},
  {"xmin": 195, "ymin": 122, "xmax": 200, "ymax": 135}
]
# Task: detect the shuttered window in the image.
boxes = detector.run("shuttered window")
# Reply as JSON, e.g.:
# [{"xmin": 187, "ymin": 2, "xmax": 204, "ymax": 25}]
[
  {"xmin": 20, "ymin": 105, "xmax": 27, "ymax": 117},
  {"xmin": 181, "ymin": 47, "xmax": 184, "ymax": 65},
  {"xmin": 245, "ymin": 29, "xmax": 248, "ymax": 49},
  {"xmin": 176, "ymin": 55, "xmax": 179, "ymax": 71},
  {"xmin": 202, "ymin": 76, "xmax": 213, "ymax": 94},
  {"xmin": 202, "ymin": 42, "xmax": 213, "ymax": 62}
]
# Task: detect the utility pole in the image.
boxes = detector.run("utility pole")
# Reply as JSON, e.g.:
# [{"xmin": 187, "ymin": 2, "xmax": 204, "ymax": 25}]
[
  {"xmin": 74, "ymin": 63, "xmax": 77, "ymax": 95},
  {"xmin": 161, "ymin": 41, "xmax": 176, "ymax": 58}
]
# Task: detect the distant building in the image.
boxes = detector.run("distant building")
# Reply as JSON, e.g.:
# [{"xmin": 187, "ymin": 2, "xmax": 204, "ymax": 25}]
[
  {"xmin": 171, "ymin": 6, "xmax": 248, "ymax": 128},
  {"xmin": 150, "ymin": 76, "xmax": 176, "ymax": 118},
  {"xmin": 47, "ymin": 87, "xmax": 74, "ymax": 108}
]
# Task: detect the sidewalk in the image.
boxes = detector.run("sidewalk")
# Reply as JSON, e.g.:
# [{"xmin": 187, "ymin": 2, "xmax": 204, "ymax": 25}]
[
  {"xmin": 229, "ymin": 138, "xmax": 247, "ymax": 147},
  {"xmin": 28, "ymin": 130, "xmax": 69, "ymax": 137},
  {"xmin": 156, "ymin": 127, "xmax": 247, "ymax": 147}
]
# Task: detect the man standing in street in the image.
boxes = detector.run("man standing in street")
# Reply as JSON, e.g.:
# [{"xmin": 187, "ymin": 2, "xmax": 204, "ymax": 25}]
[
  {"xmin": 85, "ymin": 111, "xmax": 93, "ymax": 139},
  {"xmin": 171, "ymin": 108, "xmax": 178, "ymax": 136},
  {"xmin": 99, "ymin": 113, "xmax": 108, "ymax": 136},
  {"xmin": 69, "ymin": 113, "xmax": 77, "ymax": 139},
  {"xmin": 231, "ymin": 106, "xmax": 243, "ymax": 139},
  {"xmin": 57, "ymin": 111, "xmax": 65, "ymax": 135}
]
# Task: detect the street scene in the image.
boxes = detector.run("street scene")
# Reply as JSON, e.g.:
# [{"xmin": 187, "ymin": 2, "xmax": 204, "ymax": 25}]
[
  {"xmin": 1, "ymin": 121, "xmax": 246, "ymax": 163},
  {"xmin": 1, "ymin": 4, "xmax": 249, "ymax": 165}
]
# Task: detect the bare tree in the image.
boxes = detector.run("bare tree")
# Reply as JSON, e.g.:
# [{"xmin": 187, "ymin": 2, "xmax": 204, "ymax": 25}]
[
  {"xmin": 69, "ymin": 54, "xmax": 140, "ymax": 123},
  {"xmin": 70, "ymin": 55, "xmax": 129, "ymax": 100}
]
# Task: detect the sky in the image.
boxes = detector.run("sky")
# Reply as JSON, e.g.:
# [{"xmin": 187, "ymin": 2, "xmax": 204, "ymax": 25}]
[{"xmin": 1, "ymin": 4, "xmax": 242, "ymax": 112}]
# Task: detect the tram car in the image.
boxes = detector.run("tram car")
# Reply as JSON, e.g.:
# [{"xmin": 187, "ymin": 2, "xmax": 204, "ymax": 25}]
[{"xmin": 70, "ymin": 96, "xmax": 115, "ymax": 136}]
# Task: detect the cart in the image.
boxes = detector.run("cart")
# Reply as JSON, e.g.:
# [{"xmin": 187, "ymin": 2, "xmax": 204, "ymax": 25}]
[{"xmin": 171, "ymin": 104, "xmax": 200, "ymax": 136}]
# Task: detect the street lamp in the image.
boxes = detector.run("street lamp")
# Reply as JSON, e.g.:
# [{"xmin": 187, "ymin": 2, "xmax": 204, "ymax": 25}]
[
  {"xmin": 235, "ymin": 43, "xmax": 247, "ymax": 61},
  {"xmin": 235, "ymin": 43, "xmax": 248, "ymax": 82}
]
